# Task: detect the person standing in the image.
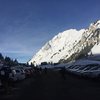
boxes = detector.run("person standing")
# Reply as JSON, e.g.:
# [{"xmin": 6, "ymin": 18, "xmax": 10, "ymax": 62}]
[{"xmin": 59, "ymin": 67, "xmax": 66, "ymax": 80}]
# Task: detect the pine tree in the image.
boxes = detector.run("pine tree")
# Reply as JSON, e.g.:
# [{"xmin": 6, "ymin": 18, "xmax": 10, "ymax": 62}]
[
  {"xmin": 0, "ymin": 53, "xmax": 4, "ymax": 61},
  {"xmin": 5, "ymin": 56, "xmax": 13, "ymax": 66},
  {"xmin": 13, "ymin": 59, "xmax": 18, "ymax": 65}
]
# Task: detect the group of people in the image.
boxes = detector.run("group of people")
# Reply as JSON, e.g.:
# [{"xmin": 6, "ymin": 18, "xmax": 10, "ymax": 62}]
[
  {"xmin": 33, "ymin": 67, "xmax": 48, "ymax": 76},
  {"xmin": 33, "ymin": 66, "xmax": 66, "ymax": 80}
]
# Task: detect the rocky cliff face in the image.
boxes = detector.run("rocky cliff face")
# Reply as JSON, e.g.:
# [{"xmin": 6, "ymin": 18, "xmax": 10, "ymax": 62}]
[{"xmin": 29, "ymin": 20, "xmax": 100, "ymax": 66}]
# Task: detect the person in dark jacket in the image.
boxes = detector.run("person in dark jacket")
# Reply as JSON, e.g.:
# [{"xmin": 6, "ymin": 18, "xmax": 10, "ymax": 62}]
[
  {"xmin": 60, "ymin": 67, "xmax": 66, "ymax": 80},
  {"xmin": 44, "ymin": 67, "xmax": 47, "ymax": 74}
]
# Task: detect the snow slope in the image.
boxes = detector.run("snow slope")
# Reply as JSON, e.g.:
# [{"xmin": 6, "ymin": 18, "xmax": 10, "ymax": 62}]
[
  {"xmin": 29, "ymin": 29, "xmax": 85, "ymax": 65},
  {"xmin": 29, "ymin": 20, "xmax": 100, "ymax": 66},
  {"xmin": 91, "ymin": 43, "xmax": 100, "ymax": 54}
]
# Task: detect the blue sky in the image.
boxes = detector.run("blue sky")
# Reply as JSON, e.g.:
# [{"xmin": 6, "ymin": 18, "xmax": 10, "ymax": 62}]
[{"xmin": 0, "ymin": 0, "xmax": 100, "ymax": 63}]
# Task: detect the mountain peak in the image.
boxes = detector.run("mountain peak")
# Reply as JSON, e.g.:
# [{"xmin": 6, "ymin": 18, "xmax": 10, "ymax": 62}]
[
  {"xmin": 90, "ymin": 20, "xmax": 100, "ymax": 28},
  {"xmin": 29, "ymin": 20, "xmax": 100, "ymax": 66}
]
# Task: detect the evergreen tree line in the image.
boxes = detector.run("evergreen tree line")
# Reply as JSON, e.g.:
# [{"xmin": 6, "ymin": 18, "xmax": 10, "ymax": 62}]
[{"xmin": 0, "ymin": 53, "xmax": 19, "ymax": 67}]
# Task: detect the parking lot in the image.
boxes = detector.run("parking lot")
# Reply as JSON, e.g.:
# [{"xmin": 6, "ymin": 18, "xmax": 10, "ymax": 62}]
[{"xmin": 1, "ymin": 69, "xmax": 100, "ymax": 100}]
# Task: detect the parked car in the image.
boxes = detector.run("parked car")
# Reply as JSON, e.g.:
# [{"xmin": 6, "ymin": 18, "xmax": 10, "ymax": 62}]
[
  {"xmin": 9, "ymin": 67, "xmax": 25, "ymax": 81},
  {"xmin": 23, "ymin": 67, "xmax": 34, "ymax": 77}
]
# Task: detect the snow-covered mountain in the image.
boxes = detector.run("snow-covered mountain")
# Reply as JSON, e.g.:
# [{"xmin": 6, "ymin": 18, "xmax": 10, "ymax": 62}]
[{"xmin": 29, "ymin": 20, "xmax": 100, "ymax": 66}]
